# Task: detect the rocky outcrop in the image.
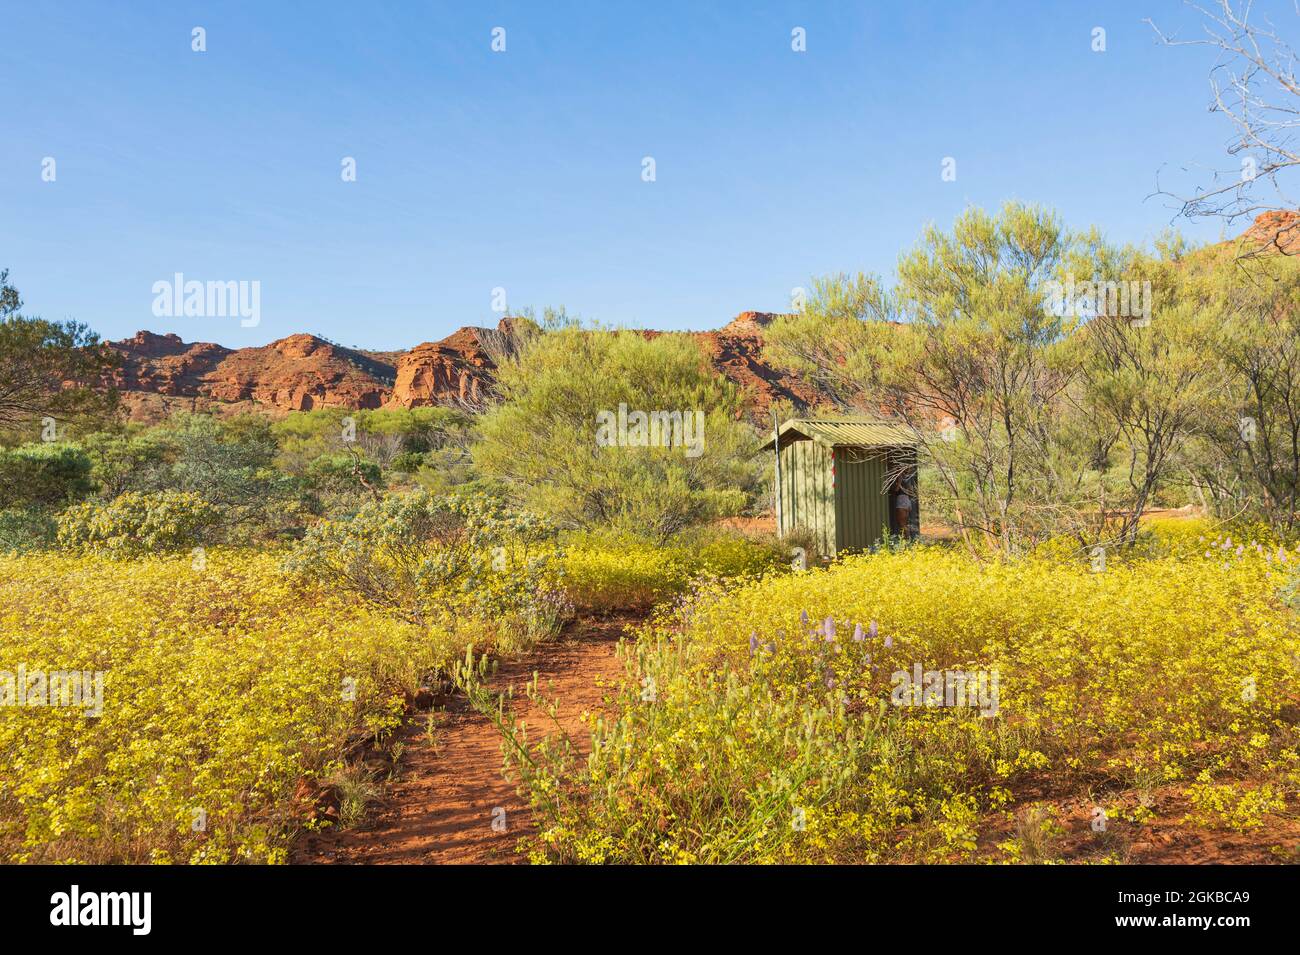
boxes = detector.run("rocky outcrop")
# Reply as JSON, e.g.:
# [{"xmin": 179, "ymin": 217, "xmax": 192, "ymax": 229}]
[
  {"xmin": 106, "ymin": 313, "xmax": 827, "ymax": 420},
  {"xmin": 109, "ymin": 331, "xmax": 233, "ymax": 396},
  {"xmin": 389, "ymin": 326, "xmax": 501, "ymax": 410},
  {"xmin": 198, "ymin": 334, "xmax": 393, "ymax": 412},
  {"xmin": 106, "ymin": 332, "xmax": 394, "ymax": 420},
  {"xmin": 1232, "ymin": 209, "xmax": 1300, "ymax": 255},
  {"xmin": 687, "ymin": 311, "xmax": 823, "ymax": 412}
]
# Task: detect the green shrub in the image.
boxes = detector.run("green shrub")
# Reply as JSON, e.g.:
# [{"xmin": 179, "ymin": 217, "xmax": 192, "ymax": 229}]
[
  {"xmin": 474, "ymin": 324, "xmax": 759, "ymax": 540},
  {"xmin": 78, "ymin": 430, "xmax": 169, "ymax": 498},
  {"xmin": 0, "ymin": 443, "xmax": 92, "ymax": 508},
  {"xmin": 0, "ymin": 508, "xmax": 57, "ymax": 554},
  {"xmin": 390, "ymin": 451, "xmax": 425, "ymax": 474},
  {"xmin": 300, "ymin": 453, "xmax": 382, "ymax": 517},
  {"xmin": 283, "ymin": 490, "xmax": 569, "ymax": 649},
  {"xmin": 57, "ymin": 491, "xmax": 220, "ymax": 557},
  {"xmin": 161, "ymin": 414, "xmax": 300, "ymax": 539}
]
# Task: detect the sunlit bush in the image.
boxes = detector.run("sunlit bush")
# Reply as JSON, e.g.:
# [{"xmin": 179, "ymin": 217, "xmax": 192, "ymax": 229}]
[
  {"xmin": 57, "ymin": 490, "xmax": 220, "ymax": 557},
  {"xmin": 284, "ymin": 489, "xmax": 569, "ymax": 650},
  {"xmin": 559, "ymin": 528, "xmax": 785, "ymax": 611}
]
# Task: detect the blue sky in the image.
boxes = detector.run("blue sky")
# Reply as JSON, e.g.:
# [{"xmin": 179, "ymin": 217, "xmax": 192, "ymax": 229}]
[{"xmin": 0, "ymin": 1, "xmax": 1269, "ymax": 349}]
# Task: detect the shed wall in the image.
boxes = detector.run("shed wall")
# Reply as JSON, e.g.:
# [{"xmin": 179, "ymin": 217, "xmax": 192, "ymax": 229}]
[
  {"xmin": 833, "ymin": 447, "xmax": 890, "ymax": 553},
  {"xmin": 778, "ymin": 438, "xmax": 836, "ymax": 558}
]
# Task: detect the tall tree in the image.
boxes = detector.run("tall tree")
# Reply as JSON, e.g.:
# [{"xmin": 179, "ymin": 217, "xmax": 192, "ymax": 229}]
[
  {"xmin": 0, "ymin": 269, "xmax": 118, "ymax": 438},
  {"xmin": 1182, "ymin": 249, "xmax": 1300, "ymax": 527},
  {"xmin": 1067, "ymin": 240, "xmax": 1221, "ymax": 545},
  {"xmin": 474, "ymin": 321, "xmax": 756, "ymax": 540},
  {"xmin": 769, "ymin": 203, "xmax": 1089, "ymax": 552}
]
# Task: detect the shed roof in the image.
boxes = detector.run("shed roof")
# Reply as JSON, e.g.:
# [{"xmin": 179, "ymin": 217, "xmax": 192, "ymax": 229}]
[{"xmin": 761, "ymin": 418, "xmax": 918, "ymax": 451}]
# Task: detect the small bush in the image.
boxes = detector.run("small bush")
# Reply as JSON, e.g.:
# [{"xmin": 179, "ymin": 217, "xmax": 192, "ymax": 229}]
[
  {"xmin": 390, "ymin": 451, "xmax": 425, "ymax": 474},
  {"xmin": 284, "ymin": 490, "xmax": 568, "ymax": 649},
  {"xmin": 57, "ymin": 491, "xmax": 220, "ymax": 557},
  {"xmin": 0, "ymin": 508, "xmax": 57, "ymax": 554},
  {"xmin": 560, "ymin": 528, "xmax": 785, "ymax": 611},
  {"xmin": 0, "ymin": 443, "xmax": 92, "ymax": 508}
]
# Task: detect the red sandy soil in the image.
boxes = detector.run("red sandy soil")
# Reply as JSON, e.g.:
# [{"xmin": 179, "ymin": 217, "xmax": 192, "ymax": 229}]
[
  {"xmin": 970, "ymin": 785, "xmax": 1300, "ymax": 865},
  {"xmin": 293, "ymin": 613, "xmax": 638, "ymax": 865}
]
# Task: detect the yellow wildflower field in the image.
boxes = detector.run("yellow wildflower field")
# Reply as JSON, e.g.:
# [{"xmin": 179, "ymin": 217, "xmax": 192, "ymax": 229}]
[
  {"xmin": 0, "ymin": 551, "xmax": 449, "ymax": 864},
  {"xmin": 514, "ymin": 537, "xmax": 1300, "ymax": 863}
]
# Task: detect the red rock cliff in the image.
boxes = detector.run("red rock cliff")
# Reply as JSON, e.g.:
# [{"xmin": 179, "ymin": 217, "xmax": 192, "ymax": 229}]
[{"xmin": 106, "ymin": 313, "xmax": 824, "ymax": 420}]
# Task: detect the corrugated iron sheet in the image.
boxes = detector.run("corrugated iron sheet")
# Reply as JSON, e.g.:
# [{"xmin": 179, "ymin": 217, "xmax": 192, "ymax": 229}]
[
  {"xmin": 765, "ymin": 418, "xmax": 918, "ymax": 450},
  {"xmin": 834, "ymin": 447, "xmax": 890, "ymax": 554},
  {"xmin": 777, "ymin": 437, "xmax": 837, "ymax": 557}
]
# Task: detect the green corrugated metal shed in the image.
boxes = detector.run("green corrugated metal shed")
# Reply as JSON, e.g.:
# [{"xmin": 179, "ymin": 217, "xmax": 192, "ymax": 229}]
[{"xmin": 762, "ymin": 418, "xmax": 919, "ymax": 558}]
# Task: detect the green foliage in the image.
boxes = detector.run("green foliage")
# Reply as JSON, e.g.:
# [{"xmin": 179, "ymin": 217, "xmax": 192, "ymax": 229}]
[
  {"xmin": 284, "ymin": 490, "xmax": 569, "ymax": 647},
  {"xmin": 57, "ymin": 490, "xmax": 220, "ymax": 557},
  {"xmin": 0, "ymin": 269, "xmax": 119, "ymax": 435},
  {"xmin": 274, "ymin": 407, "xmax": 473, "ymax": 479},
  {"xmin": 0, "ymin": 508, "xmax": 58, "ymax": 554},
  {"xmin": 148, "ymin": 414, "xmax": 300, "ymax": 538},
  {"xmin": 390, "ymin": 451, "xmax": 425, "ymax": 473},
  {"xmin": 77, "ymin": 429, "xmax": 169, "ymax": 499},
  {"xmin": 1171, "ymin": 251, "xmax": 1300, "ymax": 529},
  {"xmin": 766, "ymin": 204, "xmax": 1250, "ymax": 552},
  {"xmin": 475, "ymin": 325, "xmax": 757, "ymax": 539},
  {"xmin": 0, "ymin": 443, "xmax": 92, "ymax": 508},
  {"xmin": 300, "ymin": 453, "xmax": 381, "ymax": 514}
]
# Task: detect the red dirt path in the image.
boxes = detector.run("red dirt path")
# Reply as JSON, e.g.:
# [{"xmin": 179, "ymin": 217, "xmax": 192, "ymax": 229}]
[{"xmin": 293, "ymin": 613, "xmax": 636, "ymax": 865}]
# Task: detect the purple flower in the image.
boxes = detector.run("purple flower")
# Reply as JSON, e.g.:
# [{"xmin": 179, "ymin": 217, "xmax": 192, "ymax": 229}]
[
  {"xmin": 824, "ymin": 617, "xmax": 836, "ymax": 641},
  {"xmin": 884, "ymin": 635, "xmax": 894, "ymax": 649},
  {"xmin": 749, "ymin": 633, "xmax": 759, "ymax": 655},
  {"xmin": 869, "ymin": 621, "xmax": 879, "ymax": 639},
  {"xmin": 853, "ymin": 623, "xmax": 865, "ymax": 642},
  {"xmin": 800, "ymin": 610, "xmax": 810, "ymax": 627}
]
